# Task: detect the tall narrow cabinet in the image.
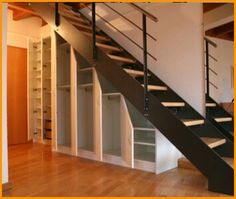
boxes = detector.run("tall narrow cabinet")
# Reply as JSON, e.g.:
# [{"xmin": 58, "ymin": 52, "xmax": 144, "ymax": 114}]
[
  {"xmin": 28, "ymin": 39, "xmax": 43, "ymax": 142},
  {"xmin": 28, "ymin": 27, "xmax": 53, "ymax": 144}
]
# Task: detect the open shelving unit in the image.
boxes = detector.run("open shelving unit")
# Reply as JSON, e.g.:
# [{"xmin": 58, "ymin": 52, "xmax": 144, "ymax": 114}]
[
  {"xmin": 29, "ymin": 39, "xmax": 43, "ymax": 143},
  {"xmin": 56, "ymin": 35, "xmax": 72, "ymax": 153},
  {"xmin": 99, "ymin": 74, "xmax": 132, "ymax": 167},
  {"xmin": 50, "ymin": 32, "xmax": 181, "ymax": 175},
  {"xmin": 126, "ymin": 100, "xmax": 156, "ymax": 172},
  {"xmin": 77, "ymin": 67, "xmax": 94, "ymax": 153},
  {"xmin": 42, "ymin": 36, "xmax": 52, "ymax": 142}
]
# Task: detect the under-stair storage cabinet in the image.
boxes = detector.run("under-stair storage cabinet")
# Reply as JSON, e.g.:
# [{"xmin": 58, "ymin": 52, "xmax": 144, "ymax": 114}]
[
  {"xmin": 99, "ymin": 75, "xmax": 132, "ymax": 167},
  {"xmin": 126, "ymin": 100, "xmax": 157, "ymax": 172},
  {"xmin": 126, "ymin": 100, "xmax": 182, "ymax": 174},
  {"xmin": 77, "ymin": 65, "xmax": 102, "ymax": 160},
  {"xmin": 55, "ymin": 35, "xmax": 73, "ymax": 154},
  {"xmin": 28, "ymin": 39, "xmax": 43, "ymax": 142}
]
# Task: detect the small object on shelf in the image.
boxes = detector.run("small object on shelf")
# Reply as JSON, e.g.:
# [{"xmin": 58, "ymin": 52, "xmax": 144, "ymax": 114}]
[
  {"xmin": 45, "ymin": 129, "xmax": 52, "ymax": 139},
  {"xmin": 45, "ymin": 120, "xmax": 51, "ymax": 129}
]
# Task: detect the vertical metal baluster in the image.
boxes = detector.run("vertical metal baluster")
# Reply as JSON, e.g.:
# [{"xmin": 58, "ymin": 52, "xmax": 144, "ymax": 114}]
[
  {"xmin": 205, "ymin": 40, "xmax": 210, "ymax": 96},
  {"xmin": 143, "ymin": 14, "xmax": 148, "ymax": 116},
  {"xmin": 55, "ymin": 3, "xmax": 60, "ymax": 27},
  {"xmin": 92, "ymin": 3, "xmax": 97, "ymax": 61}
]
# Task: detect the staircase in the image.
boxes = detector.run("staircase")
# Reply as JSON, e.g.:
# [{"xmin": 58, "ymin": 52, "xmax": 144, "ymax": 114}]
[
  {"xmin": 30, "ymin": 3, "xmax": 234, "ymax": 195},
  {"xmin": 206, "ymin": 95, "xmax": 234, "ymax": 141}
]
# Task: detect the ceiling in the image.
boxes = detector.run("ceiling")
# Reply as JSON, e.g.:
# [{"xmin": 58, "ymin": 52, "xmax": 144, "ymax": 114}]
[
  {"xmin": 8, "ymin": 3, "xmax": 234, "ymax": 41},
  {"xmin": 8, "ymin": 3, "xmax": 46, "ymax": 26},
  {"xmin": 203, "ymin": 3, "xmax": 226, "ymax": 13}
]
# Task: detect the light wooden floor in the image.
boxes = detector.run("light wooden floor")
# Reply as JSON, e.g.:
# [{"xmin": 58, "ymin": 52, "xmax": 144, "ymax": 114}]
[{"xmin": 3, "ymin": 143, "xmax": 228, "ymax": 197}]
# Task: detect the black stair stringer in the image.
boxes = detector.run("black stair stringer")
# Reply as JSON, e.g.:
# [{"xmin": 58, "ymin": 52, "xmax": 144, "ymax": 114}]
[
  {"xmin": 30, "ymin": 3, "xmax": 234, "ymax": 195},
  {"xmin": 206, "ymin": 95, "xmax": 234, "ymax": 141}
]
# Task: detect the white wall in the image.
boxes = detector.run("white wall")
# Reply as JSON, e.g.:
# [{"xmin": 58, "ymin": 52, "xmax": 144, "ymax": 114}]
[
  {"xmin": 203, "ymin": 4, "xmax": 234, "ymax": 103},
  {"xmin": 82, "ymin": 3, "xmax": 205, "ymax": 115},
  {"xmin": 2, "ymin": 3, "xmax": 9, "ymax": 184},
  {"xmin": 206, "ymin": 36, "xmax": 234, "ymax": 103},
  {"xmin": 7, "ymin": 9, "xmax": 42, "ymax": 48}
]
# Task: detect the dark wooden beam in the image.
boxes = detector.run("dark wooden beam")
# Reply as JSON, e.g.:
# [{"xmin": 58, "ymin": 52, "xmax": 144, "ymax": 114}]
[
  {"xmin": 8, "ymin": 3, "xmax": 47, "ymax": 26},
  {"xmin": 206, "ymin": 21, "xmax": 234, "ymax": 41},
  {"xmin": 8, "ymin": 3, "xmax": 39, "ymax": 16},
  {"xmin": 203, "ymin": 3, "xmax": 226, "ymax": 13},
  {"xmin": 13, "ymin": 10, "xmax": 32, "ymax": 20}
]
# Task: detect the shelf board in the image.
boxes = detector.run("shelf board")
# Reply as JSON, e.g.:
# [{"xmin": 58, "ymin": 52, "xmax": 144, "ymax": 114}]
[
  {"xmin": 58, "ymin": 84, "xmax": 70, "ymax": 89},
  {"xmin": 78, "ymin": 145, "xmax": 93, "ymax": 152},
  {"xmin": 134, "ymin": 152, "xmax": 155, "ymax": 162},
  {"xmin": 78, "ymin": 83, "xmax": 93, "ymax": 89},
  {"xmin": 103, "ymin": 149, "xmax": 121, "ymax": 157},
  {"xmin": 134, "ymin": 127, "xmax": 155, "ymax": 132},
  {"xmin": 134, "ymin": 140, "xmax": 155, "ymax": 146},
  {"xmin": 103, "ymin": 92, "xmax": 121, "ymax": 97},
  {"xmin": 60, "ymin": 42, "xmax": 69, "ymax": 48},
  {"xmin": 79, "ymin": 67, "xmax": 93, "ymax": 73}
]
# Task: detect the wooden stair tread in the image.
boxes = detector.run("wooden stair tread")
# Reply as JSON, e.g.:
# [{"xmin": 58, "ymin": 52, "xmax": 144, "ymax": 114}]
[
  {"xmin": 161, "ymin": 102, "xmax": 185, "ymax": 107},
  {"xmin": 200, "ymin": 137, "xmax": 226, "ymax": 148},
  {"xmin": 214, "ymin": 117, "xmax": 232, "ymax": 123},
  {"xmin": 222, "ymin": 157, "xmax": 234, "ymax": 168},
  {"xmin": 82, "ymin": 32, "xmax": 110, "ymax": 42},
  {"xmin": 141, "ymin": 84, "xmax": 168, "ymax": 91},
  {"xmin": 59, "ymin": 6, "xmax": 81, "ymax": 18},
  {"xmin": 60, "ymin": 12, "xmax": 87, "ymax": 24},
  {"xmin": 61, "ymin": 3, "xmax": 72, "ymax": 10},
  {"xmin": 182, "ymin": 119, "xmax": 204, "ymax": 126},
  {"xmin": 124, "ymin": 68, "xmax": 144, "ymax": 77},
  {"xmin": 96, "ymin": 43, "xmax": 123, "ymax": 52},
  {"xmin": 108, "ymin": 54, "xmax": 136, "ymax": 64},
  {"xmin": 206, "ymin": 102, "xmax": 217, "ymax": 107},
  {"xmin": 70, "ymin": 21, "xmax": 94, "ymax": 31}
]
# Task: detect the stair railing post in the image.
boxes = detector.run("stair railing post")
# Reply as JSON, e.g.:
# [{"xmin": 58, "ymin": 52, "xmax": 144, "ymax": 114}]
[
  {"xmin": 205, "ymin": 40, "xmax": 210, "ymax": 96},
  {"xmin": 55, "ymin": 3, "xmax": 60, "ymax": 27},
  {"xmin": 92, "ymin": 3, "xmax": 97, "ymax": 61},
  {"xmin": 142, "ymin": 14, "xmax": 148, "ymax": 116}
]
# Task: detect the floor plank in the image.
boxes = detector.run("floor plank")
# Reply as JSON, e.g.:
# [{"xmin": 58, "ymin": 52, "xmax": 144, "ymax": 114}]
[{"xmin": 3, "ymin": 143, "xmax": 228, "ymax": 197}]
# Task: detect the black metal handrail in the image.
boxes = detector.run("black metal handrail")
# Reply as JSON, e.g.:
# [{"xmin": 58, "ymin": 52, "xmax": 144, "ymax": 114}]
[
  {"xmin": 83, "ymin": 3, "xmax": 157, "ymax": 62},
  {"xmin": 204, "ymin": 36, "xmax": 217, "ymax": 47},
  {"xmin": 86, "ymin": 3, "xmax": 157, "ymax": 115},
  {"xmin": 103, "ymin": 3, "xmax": 156, "ymax": 41},
  {"xmin": 204, "ymin": 37, "xmax": 218, "ymax": 96},
  {"xmin": 129, "ymin": 3, "xmax": 158, "ymax": 22}
]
